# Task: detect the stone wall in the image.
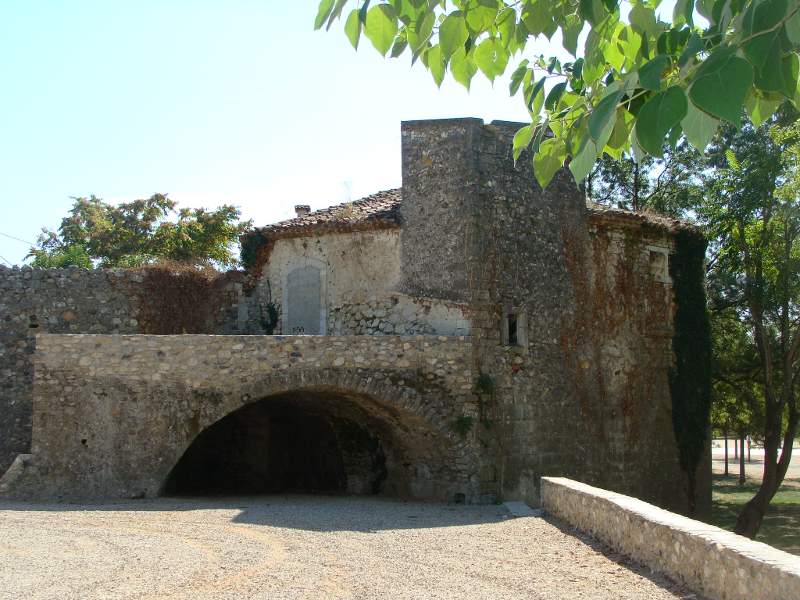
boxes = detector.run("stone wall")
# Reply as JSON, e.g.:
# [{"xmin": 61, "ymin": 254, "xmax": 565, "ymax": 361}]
[
  {"xmin": 541, "ymin": 477, "xmax": 800, "ymax": 600},
  {"xmin": 399, "ymin": 118, "xmax": 710, "ymax": 515},
  {"xmin": 0, "ymin": 334, "xmax": 479, "ymax": 502},
  {"xmin": 0, "ymin": 265, "xmax": 257, "ymax": 475},
  {"xmin": 259, "ymin": 229, "xmax": 402, "ymax": 333},
  {"xmin": 329, "ymin": 293, "xmax": 470, "ymax": 336}
]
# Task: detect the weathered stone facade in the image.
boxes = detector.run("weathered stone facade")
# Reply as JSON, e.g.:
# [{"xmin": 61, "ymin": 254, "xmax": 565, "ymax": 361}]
[
  {"xmin": 2, "ymin": 334, "xmax": 477, "ymax": 501},
  {"xmin": 0, "ymin": 266, "xmax": 255, "ymax": 474},
  {"xmin": 0, "ymin": 118, "xmax": 711, "ymax": 515}
]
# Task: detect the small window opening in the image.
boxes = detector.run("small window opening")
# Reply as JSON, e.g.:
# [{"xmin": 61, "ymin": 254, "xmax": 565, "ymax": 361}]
[
  {"xmin": 28, "ymin": 315, "xmax": 39, "ymax": 329},
  {"xmin": 507, "ymin": 314, "xmax": 518, "ymax": 346}
]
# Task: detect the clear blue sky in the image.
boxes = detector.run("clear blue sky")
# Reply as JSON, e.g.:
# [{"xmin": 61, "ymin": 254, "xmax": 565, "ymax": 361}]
[{"xmin": 0, "ymin": 1, "xmax": 545, "ymax": 266}]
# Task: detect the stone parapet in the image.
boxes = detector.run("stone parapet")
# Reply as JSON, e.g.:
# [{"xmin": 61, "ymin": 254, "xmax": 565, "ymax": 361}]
[{"xmin": 541, "ymin": 477, "xmax": 800, "ymax": 600}]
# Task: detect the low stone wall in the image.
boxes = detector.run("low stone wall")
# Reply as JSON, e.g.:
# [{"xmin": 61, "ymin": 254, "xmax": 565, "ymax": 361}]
[{"xmin": 540, "ymin": 477, "xmax": 800, "ymax": 600}]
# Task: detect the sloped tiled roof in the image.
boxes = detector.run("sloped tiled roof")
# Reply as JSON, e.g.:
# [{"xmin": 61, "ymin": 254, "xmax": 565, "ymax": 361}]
[
  {"xmin": 251, "ymin": 188, "xmax": 697, "ymax": 240},
  {"xmin": 256, "ymin": 189, "xmax": 402, "ymax": 238},
  {"xmin": 585, "ymin": 202, "xmax": 700, "ymax": 235}
]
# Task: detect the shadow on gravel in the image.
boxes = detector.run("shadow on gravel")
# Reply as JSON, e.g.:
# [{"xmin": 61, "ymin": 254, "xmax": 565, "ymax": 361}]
[
  {"xmin": 543, "ymin": 516, "xmax": 708, "ymax": 600},
  {"xmin": 0, "ymin": 494, "xmax": 510, "ymax": 532}
]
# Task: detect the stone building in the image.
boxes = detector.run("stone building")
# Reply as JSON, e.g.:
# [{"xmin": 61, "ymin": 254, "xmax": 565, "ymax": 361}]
[{"xmin": 0, "ymin": 118, "xmax": 710, "ymax": 515}]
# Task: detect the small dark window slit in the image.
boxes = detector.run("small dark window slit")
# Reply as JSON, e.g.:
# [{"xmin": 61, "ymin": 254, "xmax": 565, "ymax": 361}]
[
  {"xmin": 28, "ymin": 316, "xmax": 39, "ymax": 329},
  {"xmin": 507, "ymin": 314, "xmax": 518, "ymax": 346}
]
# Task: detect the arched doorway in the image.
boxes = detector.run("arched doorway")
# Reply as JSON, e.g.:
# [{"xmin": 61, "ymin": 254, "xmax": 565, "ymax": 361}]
[{"xmin": 162, "ymin": 389, "xmax": 430, "ymax": 497}]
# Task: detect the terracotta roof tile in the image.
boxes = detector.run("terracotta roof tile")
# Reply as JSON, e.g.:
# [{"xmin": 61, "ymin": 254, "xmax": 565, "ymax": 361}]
[
  {"xmin": 251, "ymin": 188, "xmax": 697, "ymax": 239},
  {"xmin": 256, "ymin": 189, "xmax": 402, "ymax": 238}
]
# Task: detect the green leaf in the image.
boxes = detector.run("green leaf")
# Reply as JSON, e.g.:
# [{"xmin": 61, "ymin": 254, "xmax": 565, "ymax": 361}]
[
  {"xmin": 325, "ymin": 0, "xmax": 348, "ymax": 30},
  {"xmin": 545, "ymin": 81, "xmax": 567, "ymax": 110},
  {"xmin": 754, "ymin": 43, "xmax": 798, "ymax": 95},
  {"xmin": 629, "ymin": 4, "xmax": 660, "ymax": 38},
  {"xmin": 509, "ymin": 60, "xmax": 529, "ymax": 96},
  {"xmin": 533, "ymin": 137, "xmax": 566, "ymax": 188},
  {"xmin": 579, "ymin": 0, "xmax": 606, "ymax": 25},
  {"xmin": 562, "ymin": 14, "xmax": 583, "ymax": 56},
  {"xmin": 607, "ymin": 107, "xmax": 633, "ymax": 150},
  {"xmin": 364, "ymin": 4, "xmax": 399, "ymax": 56},
  {"xmin": 787, "ymin": 8, "xmax": 800, "ymax": 45},
  {"xmin": 678, "ymin": 32, "xmax": 703, "ymax": 67},
  {"xmin": 631, "ymin": 124, "xmax": 647, "ymax": 162},
  {"xmin": 513, "ymin": 124, "xmax": 534, "ymax": 162},
  {"xmin": 408, "ymin": 11, "xmax": 435, "ymax": 51},
  {"xmin": 570, "ymin": 137, "xmax": 600, "ymax": 183},
  {"xmin": 497, "ymin": 7, "xmax": 516, "ymax": 46},
  {"xmin": 439, "ymin": 12, "xmax": 469, "ymax": 60},
  {"xmin": 344, "ymin": 9, "xmax": 362, "ymax": 49},
  {"xmin": 314, "ymin": 0, "xmax": 335, "ymax": 30},
  {"xmin": 473, "ymin": 38, "xmax": 509, "ymax": 82},
  {"xmin": 689, "ymin": 49, "xmax": 754, "ymax": 125},
  {"xmin": 673, "ymin": 0, "xmax": 694, "ymax": 27},
  {"xmin": 525, "ymin": 76, "xmax": 546, "ymax": 112},
  {"xmin": 390, "ymin": 36, "xmax": 408, "ymax": 58},
  {"xmin": 426, "ymin": 44, "xmax": 446, "ymax": 87},
  {"xmin": 635, "ymin": 86, "xmax": 688, "ymax": 155},
  {"xmin": 667, "ymin": 124, "xmax": 682, "ymax": 149},
  {"xmin": 745, "ymin": 91, "xmax": 783, "ymax": 126},
  {"xmin": 531, "ymin": 118, "xmax": 549, "ymax": 155},
  {"xmin": 639, "ymin": 55, "xmax": 670, "ymax": 91},
  {"xmin": 588, "ymin": 89, "xmax": 622, "ymax": 142},
  {"xmin": 466, "ymin": 0, "xmax": 498, "ymax": 32},
  {"xmin": 451, "ymin": 48, "xmax": 478, "ymax": 89},
  {"xmin": 522, "ymin": 1, "xmax": 553, "ymax": 36},
  {"xmin": 681, "ymin": 101, "xmax": 720, "ymax": 151}
]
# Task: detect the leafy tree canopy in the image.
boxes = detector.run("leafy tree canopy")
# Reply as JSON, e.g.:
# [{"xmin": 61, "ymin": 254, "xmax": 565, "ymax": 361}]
[
  {"xmin": 28, "ymin": 194, "xmax": 252, "ymax": 269},
  {"xmin": 318, "ymin": 0, "xmax": 800, "ymax": 187}
]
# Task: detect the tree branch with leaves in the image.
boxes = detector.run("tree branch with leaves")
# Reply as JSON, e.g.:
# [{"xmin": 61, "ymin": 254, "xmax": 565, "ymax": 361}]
[{"xmin": 318, "ymin": 0, "xmax": 800, "ymax": 187}]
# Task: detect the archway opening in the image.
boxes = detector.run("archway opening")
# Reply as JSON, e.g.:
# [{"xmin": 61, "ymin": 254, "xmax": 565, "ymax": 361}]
[{"xmin": 163, "ymin": 391, "xmax": 393, "ymax": 496}]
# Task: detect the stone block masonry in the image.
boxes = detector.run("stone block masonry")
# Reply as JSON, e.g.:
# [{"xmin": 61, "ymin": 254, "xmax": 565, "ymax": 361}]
[
  {"xmin": 541, "ymin": 477, "xmax": 800, "ymax": 600},
  {"xmin": 399, "ymin": 118, "xmax": 710, "ymax": 516},
  {"xmin": 0, "ymin": 265, "xmax": 258, "ymax": 474},
  {"xmin": 1, "ymin": 334, "xmax": 480, "ymax": 502}
]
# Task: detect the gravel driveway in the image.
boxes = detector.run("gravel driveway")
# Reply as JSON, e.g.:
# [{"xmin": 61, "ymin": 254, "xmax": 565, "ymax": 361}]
[{"xmin": 0, "ymin": 496, "xmax": 700, "ymax": 600}]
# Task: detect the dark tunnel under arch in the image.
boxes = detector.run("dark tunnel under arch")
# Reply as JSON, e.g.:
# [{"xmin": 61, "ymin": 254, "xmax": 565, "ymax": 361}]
[{"xmin": 161, "ymin": 388, "xmax": 451, "ymax": 498}]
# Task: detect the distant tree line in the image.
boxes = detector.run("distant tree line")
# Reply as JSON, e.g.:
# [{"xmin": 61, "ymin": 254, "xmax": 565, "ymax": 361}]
[{"xmin": 28, "ymin": 194, "xmax": 251, "ymax": 270}]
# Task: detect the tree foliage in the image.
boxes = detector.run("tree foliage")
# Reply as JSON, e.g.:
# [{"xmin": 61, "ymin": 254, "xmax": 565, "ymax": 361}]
[
  {"xmin": 586, "ymin": 140, "xmax": 703, "ymax": 213},
  {"xmin": 696, "ymin": 116, "xmax": 800, "ymax": 537},
  {"xmin": 319, "ymin": 0, "xmax": 800, "ymax": 187},
  {"xmin": 28, "ymin": 194, "xmax": 252, "ymax": 269}
]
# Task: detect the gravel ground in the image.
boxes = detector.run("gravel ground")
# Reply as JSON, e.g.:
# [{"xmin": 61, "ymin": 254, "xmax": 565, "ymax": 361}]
[{"xmin": 0, "ymin": 496, "xmax": 701, "ymax": 600}]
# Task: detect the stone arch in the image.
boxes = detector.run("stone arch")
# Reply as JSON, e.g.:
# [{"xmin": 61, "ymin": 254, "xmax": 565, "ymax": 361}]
[{"xmin": 159, "ymin": 369, "xmax": 473, "ymax": 501}]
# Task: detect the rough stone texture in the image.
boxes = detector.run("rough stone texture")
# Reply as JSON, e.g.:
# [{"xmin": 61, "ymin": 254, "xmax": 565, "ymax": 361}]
[
  {"xmin": 1, "ymin": 334, "xmax": 478, "ymax": 502},
  {"xmin": 0, "ymin": 118, "xmax": 711, "ymax": 517},
  {"xmin": 541, "ymin": 477, "xmax": 800, "ymax": 600},
  {"xmin": 0, "ymin": 266, "xmax": 256, "ymax": 474},
  {"xmin": 399, "ymin": 118, "xmax": 709, "ymax": 515},
  {"xmin": 329, "ymin": 293, "xmax": 470, "ymax": 337},
  {"xmin": 260, "ymin": 229, "xmax": 401, "ymax": 334}
]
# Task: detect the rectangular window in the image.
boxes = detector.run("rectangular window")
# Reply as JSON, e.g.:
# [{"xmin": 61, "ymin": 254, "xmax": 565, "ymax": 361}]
[{"xmin": 507, "ymin": 314, "xmax": 518, "ymax": 346}]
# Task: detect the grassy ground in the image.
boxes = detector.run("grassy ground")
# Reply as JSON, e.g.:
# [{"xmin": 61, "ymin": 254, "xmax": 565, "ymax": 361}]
[{"xmin": 710, "ymin": 474, "xmax": 800, "ymax": 555}]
